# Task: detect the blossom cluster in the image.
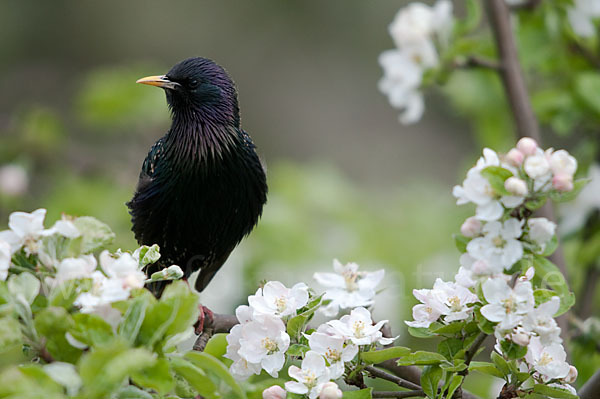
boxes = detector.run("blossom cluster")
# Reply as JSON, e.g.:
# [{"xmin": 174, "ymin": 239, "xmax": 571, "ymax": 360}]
[
  {"xmin": 225, "ymin": 261, "xmax": 390, "ymax": 399},
  {"xmin": 406, "ymin": 138, "xmax": 579, "ymax": 394},
  {"xmin": 0, "ymin": 208, "xmax": 182, "ymax": 314},
  {"xmin": 378, "ymin": 0, "xmax": 453, "ymax": 124}
]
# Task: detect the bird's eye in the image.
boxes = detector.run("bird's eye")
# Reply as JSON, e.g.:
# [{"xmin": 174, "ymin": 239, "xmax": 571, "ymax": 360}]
[{"xmin": 188, "ymin": 79, "xmax": 199, "ymax": 89}]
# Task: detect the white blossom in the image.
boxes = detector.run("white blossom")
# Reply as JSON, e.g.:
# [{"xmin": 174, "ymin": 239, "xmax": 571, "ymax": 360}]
[
  {"xmin": 262, "ymin": 385, "xmax": 286, "ymax": 399},
  {"xmin": 99, "ymin": 251, "xmax": 146, "ymax": 290},
  {"xmin": 226, "ymin": 324, "xmax": 262, "ymax": 380},
  {"xmin": 328, "ymin": 307, "xmax": 394, "ymax": 346},
  {"xmin": 53, "ymin": 255, "xmax": 98, "ymax": 286},
  {"xmin": 74, "ymin": 271, "xmax": 131, "ymax": 313},
  {"xmin": 553, "ymin": 173, "xmax": 574, "ymax": 192},
  {"xmin": 314, "ymin": 259, "xmax": 384, "ymax": 317},
  {"xmin": 46, "ymin": 219, "xmax": 80, "ymax": 239},
  {"xmin": 505, "ymin": 148, "xmax": 524, "ymax": 166},
  {"xmin": 238, "ymin": 315, "xmax": 290, "ymax": 377},
  {"xmin": 481, "ymin": 278, "xmax": 534, "ymax": 330},
  {"xmin": 319, "ymin": 382, "xmax": 343, "ymax": 399},
  {"xmin": 388, "ymin": 1, "xmax": 453, "ymax": 48},
  {"xmin": 522, "ymin": 296, "xmax": 562, "ymax": 345},
  {"xmin": 526, "ymin": 337, "xmax": 570, "ymax": 381},
  {"xmin": 524, "ymin": 152, "xmax": 551, "ymax": 179},
  {"xmin": 0, "ymin": 240, "xmax": 10, "ymax": 281},
  {"xmin": 307, "ymin": 330, "xmax": 358, "ymax": 379},
  {"xmin": 467, "ymin": 218, "xmax": 523, "ymax": 271},
  {"xmin": 460, "ymin": 217, "xmax": 482, "ymax": 238},
  {"xmin": 549, "ymin": 150, "xmax": 577, "ymax": 177},
  {"xmin": 0, "ymin": 164, "xmax": 28, "ymax": 196},
  {"xmin": 516, "ymin": 137, "xmax": 538, "ymax": 156},
  {"xmin": 405, "ymin": 287, "xmax": 445, "ymax": 328},
  {"xmin": 285, "ymin": 351, "xmax": 331, "ymax": 399},
  {"xmin": 568, "ymin": 0, "xmax": 600, "ymax": 38},
  {"xmin": 248, "ymin": 281, "xmax": 308, "ymax": 318},
  {"xmin": 527, "ymin": 218, "xmax": 556, "ymax": 251},
  {"xmin": 430, "ymin": 278, "xmax": 479, "ymax": 322},
  {"xmin": 504, "ymin": 177, "xmax": 528, "ymax": 197},
  {"xmin": 0, "ymin": 208, "xmax": 47, "ymax": 254}
]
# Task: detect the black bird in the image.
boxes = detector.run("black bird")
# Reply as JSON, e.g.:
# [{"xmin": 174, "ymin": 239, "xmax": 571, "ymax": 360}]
[{"xmin": 127, "ymin": 57, "xmax": 267, "ymax": 296}]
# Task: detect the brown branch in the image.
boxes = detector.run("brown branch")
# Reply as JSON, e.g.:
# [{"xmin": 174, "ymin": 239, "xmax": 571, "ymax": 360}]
[
  {"xmin": 455, "ymin": 56, "xmax": 502, "ymax": 70},
  {"xmin": 365, "ymin": 365, "xmax": 422, "ymax": 391},
  {"xmin": 193, "ymin": 312, "xmax": 239, "ymax": 351},
  {"xmin": 464, "ymin": 332, "xmax": 488, "ymax": 367},
  {"xmin": 372, "ymin": 391, "xmax": 425, "ymax": 398},
  {"xmin": 577, "ymin": 265, "xmax": 599, "ymax": 319},
  {"xmin": 485, "ymin": 0, "xmax": 571, "ymax": 343},
  {"xmin": 508, "ymin": 0, "xmax": 542, "ymax": 11},
  {"xmin": 579, "ymin": 367, "xmax": 600, "ymax": 399}
]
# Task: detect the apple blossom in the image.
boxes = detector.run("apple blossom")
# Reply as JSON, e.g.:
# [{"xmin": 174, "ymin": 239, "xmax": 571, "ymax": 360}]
[
  {"xmin": 285, "ymin": 351, "xmax": 331, "ymax": 399},
  {"xmin": 522, "ymin": 296, "xmax": 562, "ymax": 345},
  {"xmin": 307, "ymin": 330, "xmax": 358, "ymax": 378},
  {"xmin": 526, "ymin": 337, "xmax": 570, "ymax": 381},
  {"xmin": 226, "ymin": 323, "xmax": 262, "ymax": 380},
  {"xmin": 0, "ymin": 241, "xmax": 10, "ymax": 281},
  {"xmin": 480, "ymin": 278, "xmax": 534, "ymax": 330},
  {"xmin": 328, "ymin": 307, "xmax": 395, "ymax": 346},
  {"xmin": 53, "ymin": 255, "xmax": 98, "ymax": 286},
  {"xmin": 552, "ymin": 173, "xmax": 574, "ymax": 192},
  {"xmin": 524, "ymin": 152, "xmax": 551, "ymax": 179},
  {"xmin": 460, "ymin": 216, "xmax": 482, "ymax": 238},
  {"xmin": 46, "ymin": 219, "xmax": 80, "ymax": 239},
  {"xmin": 405, "ymin": 290, "xmax": 445, "ymax": 328},
  {"xmin": 549, "ymin": 150, "xmax": 577, "ymax": 177},
  {"xmin": 0, "ymin": 208, "xmax": 47, "ymax": 254},
  {"xmin": 238, "ymin": 315, "xmax": 290, "ymax": 377},
  {"xmin": 516, "ymin": 137, "xmax": 537, "ymax": 156},
  {"xmin": 565, "ymin": 365, "xmax": 578, "ymax": 384},
  {"xmin": 314, "ymin": 259, "xmax": 384, "ymax": 317},
  {"xmin": 467, "ymin": 218, "xmax": 523, "ymax": 272},
  {"xmin": 388, "ymin": 1, "xmax": 453, "ymax": 48},
  {"xmin": 262, "ymin": 385, "xmax": 286, "ymax": 399},
  {"xmin": 504, "ymin": 177, "xmax": 528, "ymax": 197},
  {"xmin": 99, "ymin": 251, "xmax": 146, "ymax": 290},
  {"xmin": 74, "ymin": 271, "xmax": 131, "ymax": 313},
  {"xmin": 505, "ymin": 148, "xmax": 524, "ymax": 166},
  {"xmin": 319, "ymin": 382, "xmax": 343, "ymax": 399},
  {"xmin": 430, "ymin": 278, "xmax": 479, "ymax": 322},
  {"xmin": 248, "ymin": 281, "xmax": 309, "ymax": 318},
  {"xmin": 527, "ymin": 218, "xmax": 556, "ymax": 251}
]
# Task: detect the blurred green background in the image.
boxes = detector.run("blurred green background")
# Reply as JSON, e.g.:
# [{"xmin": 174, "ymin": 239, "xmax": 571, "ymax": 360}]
[{"xmin": 1, "ymin": 1, "xmax": 596, "ymax": 394}]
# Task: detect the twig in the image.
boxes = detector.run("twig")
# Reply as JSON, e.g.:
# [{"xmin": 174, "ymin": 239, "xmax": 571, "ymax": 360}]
[
  {"xmin": 577, "ymin": 265, "xmax": 599, "ymax": 319},
  {"xmin": 193, "ymin": 312, "xmax": 239, "ymax": 351},
  {"xmin": 372, "ymin": 390, "xmax": 425, "ymax": 398},
  {"xmin": 508, "ymin": 0, "xmax": 542, "ymax": 10},
  {"xmin": 365, "ymin": 365, "xmax": 422, "ymax": 391},
  {"xmin": 579, "ymin": 367, "xmax": 600, "ymax": 399},
  {"xmin": 464, "ymin": 332, "xmax": 488, "ymax": 367},
  {"xmin": 455, "ymin": 56, "xmax": 502, "ymax": 70}
]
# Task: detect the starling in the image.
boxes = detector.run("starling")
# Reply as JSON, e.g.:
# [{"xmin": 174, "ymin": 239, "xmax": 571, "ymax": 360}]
[{"xmin": 127, "ymin": 57, "xmax": 267, "ymax": 296}]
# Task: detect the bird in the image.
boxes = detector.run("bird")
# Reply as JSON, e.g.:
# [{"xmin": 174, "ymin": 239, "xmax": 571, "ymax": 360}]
[{"xmin": 127, "ymin": 57, "xmax": 268, "ymax": 297}]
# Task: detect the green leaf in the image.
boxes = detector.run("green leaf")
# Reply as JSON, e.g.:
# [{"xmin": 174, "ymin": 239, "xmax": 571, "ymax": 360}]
[
  {"xmin": 0, "ymin": 316, "xmax": 22, "ymax": 353},
  {"xmin": 480, "ymin": 166, "xmax": 514, "ymax": 196},
  {"xmin": 453, "ymin": 234, "xmax": 470, "ymax": 254},
  {"xmin": 421, "ymin": 365, "xmax": 442, "ymax": 399},
  {"xmin": 43, "ymin": 362, "xmax": 82, "ymax": 396},
  {"xmin": 136, "ymin": 244, "xmax": 161, "ymax": 267},
  {"xmin": 549, "ymin": 179, "xmax": 588, "ymax": 203},
  {"xmin": 474, "ymin": 307, "xmax": 495, "ymax": 335},
  {"xmin": 397, "ymin": 351, "xmax": 447, "ymax": 366},
  {"xmin": 525, "ymin": 196, "xmax": 547, "ymax": 211},
  {"xmin": 119, "ymin": 294, "xmax": 150, "ymax": 344},
  {"xmin": 468, "ymin": 361, "xmax": 504, "ymax": 378},
  {"xmin": 532, "ymin": 383, "xmax": 578, "ymax": 399},
  {"xmin": 533, "ymin": 289, "xmax": 558, "ymax": 306},
  {"xmin": 287, "ymin": 343, "xmax": 310, "ymax": 357},
  {"xmin": 69, "ymin": 313, "xmax": 114, "ymax": 347},
  {"xmin": 500, "ymin": 340, "xmax": 527, "ymax": 360},
  {"xmin": 287, "ymin": 314, "xmax": 308, "ymax": 340},
  {"xmin": 440, "ymin": 359, "xmax": 467, "ymax": 372},
  {"xmin": 432, "ymin": 321, "xmax": 466, "ymax": 335},
  {"xmin": 204, "ymin": 333, "xmax": 229, "ymax": 360},
  {"xmin": 540, "ymin": 235, "xmax": 558, "ymax": 256},
  {"xmin": 438, "ymin": 338, "xmax": 464, "ymax": 361},
  {"xmin": 361, "ymin": 346, "xmax": 411, "ymax": 364},
  {"xmin": 445, "ymin": 375, "xmax": 464, "ymax": 399},
  {"xmin": 113, "ymin": 385, "xmax": 154, "ymax": 399},
  {"xmin": 34, "ymin": 307, "xmax": 81, "ymax": 362},
  {"xmin": 79, "ymin": 340, "xmax": 157, "ymax": 399},
  {"xmin": 532, "ymin": 255, "xmax": 575, "ymax": 316},
  {"xmin": 7, "ymin": 272, "xmax": 40, "ymax": 304},
  {"xmin": 169, "ymin": 356, "xmax": 218, "ymax": 399},
  {"xmin": 407, "ymin": 326, "xmax": 438, "ymax": 338},
  {"xmin": 342, "ymin": 387, "xmax": 373, "ymax": 398},
  {"xmin": 491, "ymin": 351, "xmax": 510, "ymax": 377},
  {"xmin": 73, "ymin": 216, "xmax": 115, "ymax": 253},
  {"xmin": 48, "ymin": 278, "xmax": 92, "ymax": 309},
  {"xmin": 185, "ymin": 351, "xmax": 247, "ymax": 399},
  {"xmin": 130, "ymin": 357, "xmax": 174, "ymax": 395}
]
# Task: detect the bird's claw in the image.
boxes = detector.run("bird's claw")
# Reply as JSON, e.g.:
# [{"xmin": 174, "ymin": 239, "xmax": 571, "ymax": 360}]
[{"xmin": 195, "ymin": 305, "xmax": 214, "ymax": 335}]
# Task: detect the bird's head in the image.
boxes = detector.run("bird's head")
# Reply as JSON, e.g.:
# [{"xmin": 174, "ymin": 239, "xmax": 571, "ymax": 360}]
[{"xmin": 137, "ymin": 57, "xmax": 240, "ymax": 126}]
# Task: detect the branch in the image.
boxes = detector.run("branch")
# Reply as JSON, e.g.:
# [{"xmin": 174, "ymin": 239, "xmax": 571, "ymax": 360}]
[
  {"xmin": 464, "ymin": 332, "xmax": 488, "ymax": 367},
  {"xmin": 577, "ymin": 265, "xmax": 599, "ymax": 319},
  {"xmin": 508, "ymin": 0, "xmax": 542, "ymax": 11},
  {"xmin": 579, "ymin": 368, "xmax": 600, "ymax": 399},
  {"xmin": 454, "ymin": 55, "xmax": 502, "ymax": 71},
  {"xmin": 372, "ymin": 391, "xmax": 425, "ymax": 398},
  {"xmin": 365, "ymin": 365, "xmax": 422, "ymax": 391},
  {"xmin": 193, "ymin": 312, "xmax": 238, "ymax": 351}
]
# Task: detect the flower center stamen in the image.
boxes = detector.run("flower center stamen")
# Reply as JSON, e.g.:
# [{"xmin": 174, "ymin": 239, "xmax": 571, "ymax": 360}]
[
  {"xmin": 448, "ymin": 296, "xmax": 462, "ymax": 312},
  {"xmin": 274, "ymin": 296, "xmax": 287, "ymax": 313},
  {"xmin": 262, "ymin": 337, "xmax": 278, "ymax": 354},
  {"xmin": 325, "ymin": 347, "xmax": 341, "ymax": 362}
]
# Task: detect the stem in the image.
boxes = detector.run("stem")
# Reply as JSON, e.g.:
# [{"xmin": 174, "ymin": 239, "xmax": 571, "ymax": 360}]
[
  {"xmin": 577, "ymin": 264, "xmax": 599, "ymax": 319},
  {"xmin": 372, "ymin": 391, "xmax": 425, "ymax": 398},
  {"xmin": 463, "ymin": 332, "xmax": 488, "ymax": 368},
  {"xmin": 579, "ymin": 368, "xmax": 600, "ymax": 399},
  {"xmin": 365, "ymin": 365, "xmax": 422, "ymax": 391}
]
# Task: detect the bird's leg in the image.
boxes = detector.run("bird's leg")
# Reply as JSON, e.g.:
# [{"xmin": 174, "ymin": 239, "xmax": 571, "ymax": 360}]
[{"xmin": 194, "ymin": 305, "xmax": 214, "ymax": 335}]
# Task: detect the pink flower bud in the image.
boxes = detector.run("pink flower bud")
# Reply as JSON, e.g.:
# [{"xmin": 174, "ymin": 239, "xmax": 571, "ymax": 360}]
[
  {"xmin": 552, "ymin": 173, "xmax": 574, "ymax": 192},
  {"xmin": 504, "ymin": 177, "xmax": 528, "ymax": 196},
  {"xmin": 460, "ymin": 217, "xmax": 482, "ymax": 238},
  {"xmin": 565, "ymin": 366, "xmax": 578, "ymax": 384},
  {"xmin": 319, "ymin": 382, "xmax": 343, "ymax": 399},
  {"xmin": 472, "ymin": 260, "xmax": 490, "ymax": 275},
  {"xmin": 506, "ymin": 148, "xmax": 524, "ymax": 166},
  {"xmin": 517, "ymin": 137, "xmax": 538, "ymax": 156},
  {"xmin": 512, "ymin": 332, "xmax": 530, "ymax": 346},
  {"xmin": 263, "ymin": 385, "xmax": 286, "ymax": 399}
]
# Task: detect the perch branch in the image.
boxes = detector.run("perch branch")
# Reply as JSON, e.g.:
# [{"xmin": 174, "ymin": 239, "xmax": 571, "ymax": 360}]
[
  {"xmin": 193, "ymin": 312, "xmax": 238, "ymax": 351},
  {"xmin": 454, "ymin": 55, "xmax": 502, "ymax": 70},
  {"xmin": 579, "ymin": 367, "xmax": 600, "ymax": 399},
  {"xmin": 372, "ymin": 391, "xmax": 425, "ymax": 398},
  {"xmin": 365, "ymin": 365, "xmax": 422, "ymax": 391}
]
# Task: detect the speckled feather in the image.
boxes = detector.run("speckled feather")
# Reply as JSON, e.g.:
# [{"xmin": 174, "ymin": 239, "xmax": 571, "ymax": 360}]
[{"xmin": 127, "ymin": 58, "xmax": 267, "ymax": 295}]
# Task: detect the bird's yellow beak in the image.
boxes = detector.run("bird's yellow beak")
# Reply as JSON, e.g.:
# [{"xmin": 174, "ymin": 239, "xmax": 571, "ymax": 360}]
[{"xmin": 136, "ymin": 75, "xmax": 180, "ymax": 90}]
